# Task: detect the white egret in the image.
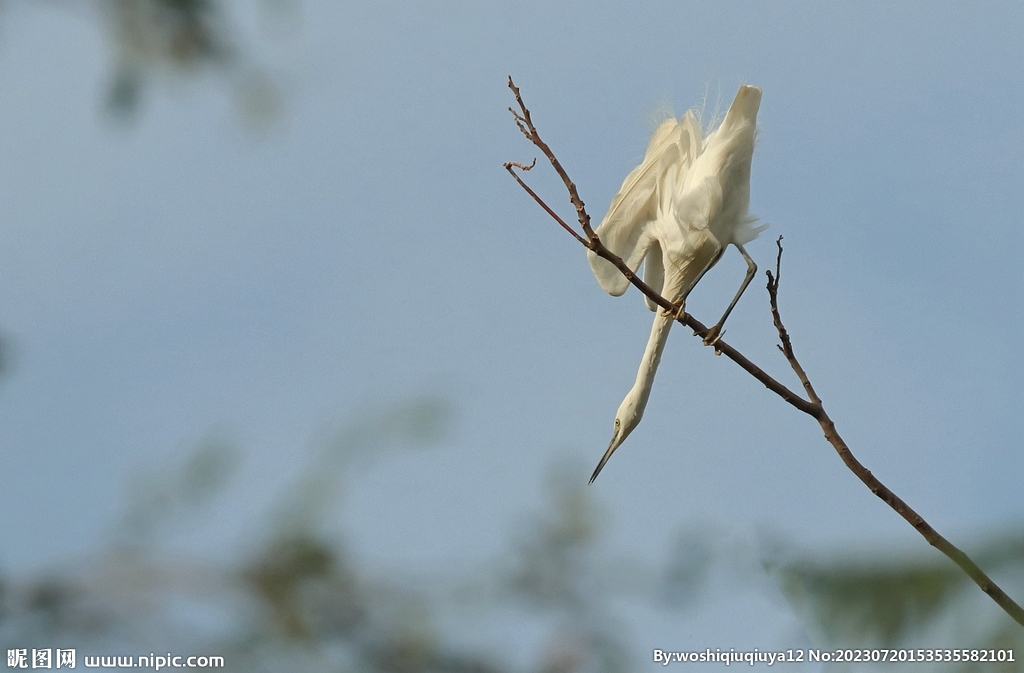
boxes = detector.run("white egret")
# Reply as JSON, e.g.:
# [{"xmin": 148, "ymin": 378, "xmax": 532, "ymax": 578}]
[{"xmin": 587, "ymin": 85, "xmax": 766, "ymax": 483}]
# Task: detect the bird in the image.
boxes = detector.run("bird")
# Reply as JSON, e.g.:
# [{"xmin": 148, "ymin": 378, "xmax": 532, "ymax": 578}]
[{"xmin": 587, "ymin": 84, "xmax": 766, "ymax": 483}]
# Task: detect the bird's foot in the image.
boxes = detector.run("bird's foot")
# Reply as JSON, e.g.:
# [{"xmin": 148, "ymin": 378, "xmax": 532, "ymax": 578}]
[
  {"xmin": 662, "ymin": 300, "xmax": 686, "ymax": 321},
  {"xmin": 703, "ymin": 325, "xmax": 725, "ymax": 353}
]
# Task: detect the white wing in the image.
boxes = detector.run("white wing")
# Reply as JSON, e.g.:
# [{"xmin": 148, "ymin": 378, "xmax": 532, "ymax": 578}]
[
  {"xmin": 690, "ymin": 85, "xmax": 766, "ymax": 246},
  {"xmin": 588, "ymin": 116, "xmax": 700, "ymax": 297}
]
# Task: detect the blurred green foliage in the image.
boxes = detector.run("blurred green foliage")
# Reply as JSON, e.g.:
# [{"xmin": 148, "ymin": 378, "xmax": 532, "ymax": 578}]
[
  {"xmin": 103, "ymin": 0, "xmax": 285, "ymax": 122},
  {"xmin": 120, "ymin": 435, "xmax": 241, "ymax": 544},
  {"xmin": 776, "ymin": 556, "xmax": 965, "ymax": 645},
  {"xmin": 768, "ymin": 534, "xmax": 1024, "ymax": 671},
  {"xmin": 0, "ymin": 395, "xmax": 1022, "ymax": 672}
]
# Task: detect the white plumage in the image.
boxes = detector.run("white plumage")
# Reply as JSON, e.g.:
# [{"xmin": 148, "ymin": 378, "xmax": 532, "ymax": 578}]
[{"xmin": 588, "ymin": 85, "xmax": 766, "ymax": 483}]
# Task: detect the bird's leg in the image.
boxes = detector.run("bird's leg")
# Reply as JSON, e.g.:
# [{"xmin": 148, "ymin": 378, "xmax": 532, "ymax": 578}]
[
  {"xmin": 704, "ymin": 243, "xmax": 757, "ymax": 348},
  {"xmin": 665, "ymin": 246, "xmax": 724, "ymax": 323}
]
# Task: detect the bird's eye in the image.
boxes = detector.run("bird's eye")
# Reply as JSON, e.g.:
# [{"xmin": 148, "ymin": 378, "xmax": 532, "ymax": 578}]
[{"xmin": 614, "ymin": 419, "xmax": 620, "ymax": 429}]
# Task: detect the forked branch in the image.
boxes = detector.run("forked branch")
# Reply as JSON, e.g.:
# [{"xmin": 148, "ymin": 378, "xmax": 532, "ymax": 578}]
[{"xmin": 504, "ymin": 76, "xmax": 1024, "ymax": 627}]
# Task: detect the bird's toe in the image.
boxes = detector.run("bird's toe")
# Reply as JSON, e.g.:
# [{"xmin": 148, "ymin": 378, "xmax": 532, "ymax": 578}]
[
  {"xmin": 664, "ymin": 301, "xmax": 686, "ymax": 321},
  {"xmin": 703, "ymin": 325, "xmax": 724, "ymax": 349}
]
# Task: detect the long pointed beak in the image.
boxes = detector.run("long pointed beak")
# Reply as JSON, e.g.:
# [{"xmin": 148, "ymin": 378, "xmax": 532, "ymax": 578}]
[{"xmin": 589, "ymin": 431, "xmax": 625, "ymax": 484}]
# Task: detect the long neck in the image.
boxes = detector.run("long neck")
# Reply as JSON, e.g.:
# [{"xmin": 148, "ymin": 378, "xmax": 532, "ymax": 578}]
[{"xmin": 630, "ymin": 309, "xmax": 675, "ymax": 413}]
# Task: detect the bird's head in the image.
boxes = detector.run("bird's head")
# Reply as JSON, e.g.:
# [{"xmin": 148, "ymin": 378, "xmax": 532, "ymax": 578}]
[{"xmin": 589, "ymin": 391, "xmax": 645, "ymax": 484}]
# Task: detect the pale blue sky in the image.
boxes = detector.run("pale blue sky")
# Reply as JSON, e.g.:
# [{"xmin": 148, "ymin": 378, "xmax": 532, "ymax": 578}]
[{"xmin": 1, "ymin": 0, "xmax": 1022, "ymax": 651}]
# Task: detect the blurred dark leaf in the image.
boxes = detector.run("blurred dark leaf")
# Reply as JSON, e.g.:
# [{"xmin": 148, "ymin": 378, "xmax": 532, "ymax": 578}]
[
  {"xmin": 181, "ymin": 436, "xmax": 240, "ymax": 506},
  {"xmin": 15, "ymin": 576, "xmax": 115, "ymax": 639},
  {"xmin": 246, "ymin": 533, "xmax": 363, "ymax": 640},
  {"xmin": 27, "ymin": 579, "xmax": 82, "ymax": 631},
  {"xmin": 769, "ymin": 533, "xmax": 1024, "ymax": 647},
  {"xmin": 779, "ymin": 559, "xmax": 964, "ymax": 646},
  {"xmin": 331, "ymin": 396, "xmax": 454, "ymax": 457},
  {"xmin": 106, "ymin": 67, "xmax": 142, "ymax": 118},
  {"xmin": 107, "ymin": 0, "xmax": 231, "ymax": 69},
  {"xmin": 120, "ymin": 435, "xmax": 240, "ymax": 542},
  {"xmin": 957, "ymin": 623, "xmax": 1024, "ymax": 673},
  {"xmin": 0, "ymin": 0, "xmax": 287, "ymax": 123},
  {"xmin": 100, "ymin": 0, "xmax": 291, "ymax": 124}
]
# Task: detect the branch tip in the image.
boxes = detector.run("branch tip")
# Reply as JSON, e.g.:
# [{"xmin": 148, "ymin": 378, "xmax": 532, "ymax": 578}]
[{"xmin": 504, "ymin": 158, "xmax": 536, "ymax": 172}]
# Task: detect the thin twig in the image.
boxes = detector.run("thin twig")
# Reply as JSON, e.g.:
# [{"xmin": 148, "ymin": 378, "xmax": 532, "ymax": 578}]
[
  {"xmin": 504, "ymin": 160, "xmax": 586, "ymax": 245},
  {"xmin": 507, "ymin": 77, "xmax": 593, "ymax": 242},
  {"xmin": 504, "ymin": 76, "xmax": 1024, "ymax": 627},
  {"xmin": 766, "ymin": 236, "xmax": 819, "ymax": 404}
]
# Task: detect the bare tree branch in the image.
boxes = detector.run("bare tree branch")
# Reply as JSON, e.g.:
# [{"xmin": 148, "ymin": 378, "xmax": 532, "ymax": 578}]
[{"xmin": 504, "ymin": 76, "xmax": 1024, "ymax": 628}]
